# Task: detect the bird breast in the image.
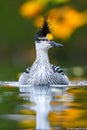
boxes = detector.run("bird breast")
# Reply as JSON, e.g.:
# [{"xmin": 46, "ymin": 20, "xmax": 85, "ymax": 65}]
[{"xmin": 28, "ymin": 63, "xmax": 54, "ymax": 85}]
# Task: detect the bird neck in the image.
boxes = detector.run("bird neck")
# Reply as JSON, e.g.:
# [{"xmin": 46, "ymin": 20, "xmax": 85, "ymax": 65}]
[{"xmin": 36, "ymin": 49, "xmax": 50, "ymax": 64}]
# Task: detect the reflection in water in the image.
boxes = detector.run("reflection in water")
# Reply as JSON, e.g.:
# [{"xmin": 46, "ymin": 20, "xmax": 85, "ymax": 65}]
[
  {"xmin": 1, "ymin": 81, "xmax": 87, "ymax": 129},
  {"xmin": 19, "ymin": 85, "xmax": 73, "ymax": 129},
  {"xmin": 30, "ymin": 87, "xmax": 51, "ymax": 129}
]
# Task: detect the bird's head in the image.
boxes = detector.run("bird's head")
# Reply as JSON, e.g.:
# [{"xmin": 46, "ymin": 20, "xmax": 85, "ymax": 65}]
[{"xmin": 35, "ymin": 16, "xmax": 63, "ymax": 51}]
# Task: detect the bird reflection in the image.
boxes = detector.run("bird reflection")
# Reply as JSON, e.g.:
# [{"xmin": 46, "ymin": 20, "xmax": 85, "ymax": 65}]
[{"xmin": 19, "ymin": 85, "xmax": 73, "ymax": 130}]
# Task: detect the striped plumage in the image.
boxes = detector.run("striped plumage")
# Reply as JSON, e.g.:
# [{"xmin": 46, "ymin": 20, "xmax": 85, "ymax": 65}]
[
  {"xmin": 19, "ymin": 17, "xmax": 69, "ymax": 85},
  {"xmin": 19, "ymin": 60, "xmax": 69, "ymax": 85}
]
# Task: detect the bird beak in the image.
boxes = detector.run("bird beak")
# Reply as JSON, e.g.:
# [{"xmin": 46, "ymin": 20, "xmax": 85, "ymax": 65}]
[{"xmin": 50, "ymin": 41, "xmax": 63, "ymax": 48}]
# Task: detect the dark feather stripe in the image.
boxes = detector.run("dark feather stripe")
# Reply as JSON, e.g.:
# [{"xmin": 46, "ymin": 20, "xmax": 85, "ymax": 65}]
[
  {"xmin": 51, "ymin": 64, "xmax": 64, "ymax": 75},
  {"xmin": 25, "ymin": 67, "xmax": 30, "ymax": 73}
]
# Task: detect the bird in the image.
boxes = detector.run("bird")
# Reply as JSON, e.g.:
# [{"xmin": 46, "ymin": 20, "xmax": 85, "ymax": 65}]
[{"xmin": 19, "ymin": 17, "xmax": 69, "ymax": 86}]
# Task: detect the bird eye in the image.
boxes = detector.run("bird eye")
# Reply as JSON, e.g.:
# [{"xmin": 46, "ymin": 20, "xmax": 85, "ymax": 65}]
[{"xmin": 42, "ymin": 39, "xmax": 46, "ymax": 41}]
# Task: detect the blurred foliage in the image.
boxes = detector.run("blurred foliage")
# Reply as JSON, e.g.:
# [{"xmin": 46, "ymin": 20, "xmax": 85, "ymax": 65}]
[{"xmin": 0, "ymin": 0, "xmax": 87, "ymax": 80}]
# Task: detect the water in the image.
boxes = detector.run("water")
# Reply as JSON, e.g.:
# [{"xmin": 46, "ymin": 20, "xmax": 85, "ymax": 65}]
[{"xmin": 0, "ymin": 79, "xmax": 87, "ymax": 130}]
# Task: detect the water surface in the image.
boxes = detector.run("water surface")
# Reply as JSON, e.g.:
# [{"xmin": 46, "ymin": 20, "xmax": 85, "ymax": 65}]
[{"xmin": 0, "ymin": 79, "xmax": 87, "ymax": 130}]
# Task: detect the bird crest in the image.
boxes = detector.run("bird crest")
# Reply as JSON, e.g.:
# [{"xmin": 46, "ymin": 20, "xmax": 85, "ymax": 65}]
[{"xmin": 35, "ymin": 16, "xmax": 53, "ymax": 40}]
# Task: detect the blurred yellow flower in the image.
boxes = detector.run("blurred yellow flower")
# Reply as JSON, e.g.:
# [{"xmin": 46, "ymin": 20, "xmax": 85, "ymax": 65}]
[
  {"xmin": 34, "ymin": 15, "xmax": 44, "ymax": 27},
  {"xmin": 19, "ymin": 1, "xmax": 44, "ymax": 18},
  {"xmin": 48, "ymin": 7, "xmax": 86, "ymax": 39},
  {"xmin": 34, "ymin": 7, "xmax": 87, "ymax": 40},
  {"xmin": 52, "ymin": 22, "xmax": 74, "ymax": 39}
]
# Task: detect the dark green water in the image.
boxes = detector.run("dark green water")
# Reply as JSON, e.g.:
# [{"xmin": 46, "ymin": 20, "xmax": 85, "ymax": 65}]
[{"xmin": 0, "ymin": 79, "xmax": 87, "ymax": 130}]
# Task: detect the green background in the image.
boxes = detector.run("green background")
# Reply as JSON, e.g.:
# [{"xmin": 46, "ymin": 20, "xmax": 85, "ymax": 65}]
[{"xmin": 0, "ymin": 0, "xmax": 87, "ymax": 80}]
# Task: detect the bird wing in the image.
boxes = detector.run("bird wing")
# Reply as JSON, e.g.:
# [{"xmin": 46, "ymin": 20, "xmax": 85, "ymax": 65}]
[
  {"xmin": 24, "ymin": 66, "xmax": 31, "ymax": 74},
  {"xmin": 51, "ymin": 64, "xmax": 69, "ymax": 85},
  {"xmin": 19, "ymin": 66, "xmax": 31, "ymax": 85},
  {"xmin": 51, "ymin": 64, "xmax": 64, "ymax": 75}
]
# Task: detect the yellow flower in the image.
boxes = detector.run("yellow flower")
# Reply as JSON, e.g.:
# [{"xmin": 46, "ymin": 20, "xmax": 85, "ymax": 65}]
[
  {"xmin": 19, "ymin": 1, "xmax": 43, "ymax": 18},
  {"xmin": 48, "ymin": 7, "xmax": 86, "ymax": 39},
  {"xmin": 34, "ymin": 6, "xmax": 87, "ymax": 40},
  {"xmin": 62, "ymin": 7, "xmax": 85, "ymax": 28},
  {"xmin": 52, "ymin": 22, "xmax": 73, "ymax": 39},
  {"xmin": 34, "ymin": 15, "xmax": 43, "ymax": 27}
]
